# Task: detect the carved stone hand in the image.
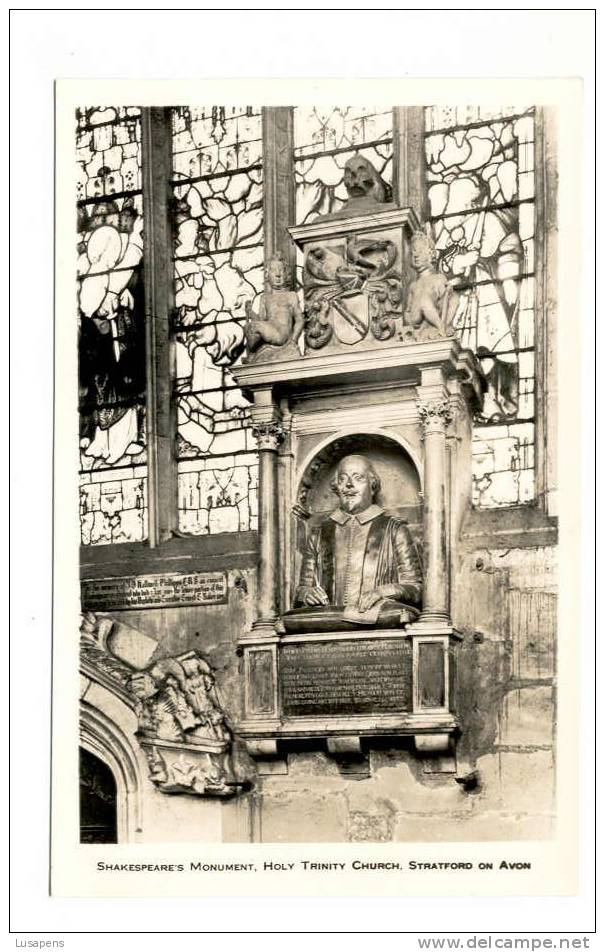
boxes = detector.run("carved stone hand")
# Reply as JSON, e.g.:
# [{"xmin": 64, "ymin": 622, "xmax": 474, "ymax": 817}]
[{"xmin": 300, "ymin": 586, "xmax": 330, "ymax": 607}]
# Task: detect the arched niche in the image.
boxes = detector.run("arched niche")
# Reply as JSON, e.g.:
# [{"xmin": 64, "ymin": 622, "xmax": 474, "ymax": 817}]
[
  {"xmin": 291, "ymin": 432, "xmax": 423, "ymax": 610},
  {"xmin": 296, "ymin": 431, "xmax": 422, "ymax": 527}
]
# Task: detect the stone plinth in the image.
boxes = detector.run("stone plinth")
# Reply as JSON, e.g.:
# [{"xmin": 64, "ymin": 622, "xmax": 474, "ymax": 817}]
[{"xmin": 237, "ymin": 627, "xmax": 460, "ymax": 758}]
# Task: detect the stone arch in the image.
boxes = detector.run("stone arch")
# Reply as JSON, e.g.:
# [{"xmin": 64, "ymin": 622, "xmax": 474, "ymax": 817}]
[{"xmin": 80, "ymin": 696, "xmax": 143, "ymax": 844}]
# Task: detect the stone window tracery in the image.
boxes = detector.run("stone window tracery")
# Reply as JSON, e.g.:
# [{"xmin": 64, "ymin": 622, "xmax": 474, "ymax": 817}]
[{"xmin": 424, "ymin": 107, "xmax": 537, "ymax": 507}]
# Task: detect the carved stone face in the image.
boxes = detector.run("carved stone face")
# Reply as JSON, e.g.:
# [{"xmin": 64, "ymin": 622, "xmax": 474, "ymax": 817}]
[
  {"xmin": 411, "ymin": 235, "xmax": 435, "ymax": 270},
  {"xmin": 334, "ymin": 455, "xmax": 376, "ymax": 514},
  {"xmin": 267, "ymin": 257, "xmax": 286, "ymax": 288},
  {"xmin": 343, "ymin": 155, "xmax": 383, "ymax": 201}
]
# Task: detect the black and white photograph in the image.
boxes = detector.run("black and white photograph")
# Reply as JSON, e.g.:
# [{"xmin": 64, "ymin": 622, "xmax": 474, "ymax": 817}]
[
  {"xmin": 9, "ymin": 7, "xmax": 596, "ymax": 942},
  {"xmin": 73, "ymin": 100, "xmax": 560, "ymax": 848}
]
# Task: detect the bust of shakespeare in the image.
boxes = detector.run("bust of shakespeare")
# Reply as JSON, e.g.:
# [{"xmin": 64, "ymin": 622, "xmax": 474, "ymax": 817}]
[{"xmin": 283, "ymin": 454, "xmax": 422, "ymax": 632}]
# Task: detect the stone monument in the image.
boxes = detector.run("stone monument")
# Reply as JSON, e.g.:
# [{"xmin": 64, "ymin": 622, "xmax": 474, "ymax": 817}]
[
  {"xmin": 285, "ymin": 452, "xmax": 422, "ymax": 630},
  {"xmin": 232, "ymin": 153, "xmax": 485, "ymax": 764},
  {"xmin": 80, "ymin": 614, "xmax": 248, "ymax": 797}
]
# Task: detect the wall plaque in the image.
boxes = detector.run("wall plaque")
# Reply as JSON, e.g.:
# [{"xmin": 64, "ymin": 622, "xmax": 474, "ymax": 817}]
[
  {"xmin": 280, "ymin": 638, "xmax": 412, "ymax": 717},
  {"xmin": 81, "ymin": 572, "xmax": 228, "ymax": 611}
]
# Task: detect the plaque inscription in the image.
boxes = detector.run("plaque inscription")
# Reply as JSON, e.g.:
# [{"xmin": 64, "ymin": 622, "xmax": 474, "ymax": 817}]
[
  {"xmin": 280, "ymin": 638, "xmax": 411, "ymax": 717},
  {"xmin": 81, "ymin": 572, "xmax": 228, "ymax": 611}
]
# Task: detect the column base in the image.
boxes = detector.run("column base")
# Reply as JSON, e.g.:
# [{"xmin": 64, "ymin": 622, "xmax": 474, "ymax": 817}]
[
  {"xmin": 418, "ymin": 611, "xmax": 451, "ymax": 625},
  {"xmin": 239, "ymin": 620, "xmax": 281, "ymax": 643}
]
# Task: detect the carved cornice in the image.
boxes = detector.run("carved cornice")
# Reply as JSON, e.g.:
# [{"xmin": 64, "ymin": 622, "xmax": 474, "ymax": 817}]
[
  {"xmin": 251, "ymin": 421, "xmax": 286, "ymax": 451},
  {"xmin": 80, "ymin": 613, "xmax": 135, "ymax": 699},
  {"xmin": 80, "ymin": 611, "xmax": 114, "ymax": 652},
  {"xmin": 417, "ymin": 398, "xmax": 454, "ymax": 434},
  {"xmin": 288, "ymin": 206, "xmax": 420, "ymax": 247},
  {"xmin": 232, "ymin": 337, "xmax": 462, "ymax": 394}
]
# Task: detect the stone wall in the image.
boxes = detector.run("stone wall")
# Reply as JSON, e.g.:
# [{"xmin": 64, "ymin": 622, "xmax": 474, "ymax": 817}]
[
  {"xmin": 80, "ymin": 533, "xmax": 557, "ymax": 844},
  {"xmin": 220, "ymin": 542, "xmax": 557, "ymax": 844}
]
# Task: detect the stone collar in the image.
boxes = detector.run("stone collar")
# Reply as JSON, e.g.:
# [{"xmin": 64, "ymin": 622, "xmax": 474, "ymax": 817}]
[{"xmin": 329, "ymin": 504, "xmax": 384, "ymax": 526}]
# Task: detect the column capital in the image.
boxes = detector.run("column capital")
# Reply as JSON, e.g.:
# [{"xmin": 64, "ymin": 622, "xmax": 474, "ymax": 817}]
[
  {"xmin": 417, "ymin": 397, "xmax": 453, "ymax": 435},
  {"xmin": 252, "ymin": 421, "xmax": 286, "ymax": 452}
]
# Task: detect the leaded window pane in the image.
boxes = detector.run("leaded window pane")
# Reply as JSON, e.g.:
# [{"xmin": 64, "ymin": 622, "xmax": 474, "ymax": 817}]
[
  {"xmin": 171, "ymin": 107, "xmax": 263, "ymax": 535},
  {"xmin": 77, "ymin": 107, "xmax": 148, "ymax": 545},
  {"xmin": 424, "ymin": 107, "xmax": 537, "ymax": 508},
  {"xmin": 293, "ymin": 107, "xmax": 394, "ymax": 224}
]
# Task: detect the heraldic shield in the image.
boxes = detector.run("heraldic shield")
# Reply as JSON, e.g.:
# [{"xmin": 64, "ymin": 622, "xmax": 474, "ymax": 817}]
[{"xmin": 300, "ymin": 224, "xmax": 409, "ymax": 351}]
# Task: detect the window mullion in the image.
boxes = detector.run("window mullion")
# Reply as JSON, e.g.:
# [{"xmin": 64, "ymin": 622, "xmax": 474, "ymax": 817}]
[
  {"xmin": 533, "ymin": 106, "xmax": 558, "ymax": 517},
  {"xmin": 262, "ymin": 107, "xmax": 296, "ymax": 281},
  {"xmin": 392, "ymin": 106, "xmax": 428, "ymax": 219},
  {"xmin": 141, "ymin": 107, "xmax": 177, "ymax": 546}
]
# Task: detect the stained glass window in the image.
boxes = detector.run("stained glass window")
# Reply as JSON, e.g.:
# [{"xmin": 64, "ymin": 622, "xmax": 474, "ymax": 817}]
[
  {"xmin": 171, "ymin": 107, "xmax": 262, "ymax": 535},
  {"xmin": 293, "ymin": 107, "xmax": 393, "ymax": 225},
  {"xmin": 77, "ymin": 107, "xmax": 148, "ymax": 544},
  {"xmin": 424, "ymin": 107, "xmax": 536, "ymax": 508}
]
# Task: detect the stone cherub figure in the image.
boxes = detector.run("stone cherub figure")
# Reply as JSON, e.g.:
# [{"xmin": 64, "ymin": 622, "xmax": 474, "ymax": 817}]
[
  {"xmin": 403, "ymin": 227, "xmax": 460, "ymax": 340},
  {"xmin": 244, "ymin": 253, "xmax": 304, "ymax": 361},
  {"xmin": 283, "ymin": 454, "xmax": 422, "ymax": 632}
]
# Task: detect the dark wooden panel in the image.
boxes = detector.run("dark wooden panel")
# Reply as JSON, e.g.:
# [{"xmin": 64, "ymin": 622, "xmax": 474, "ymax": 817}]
[{"xmin": 80, "ymin": 531, "xmax": 258, "ymax": 579}]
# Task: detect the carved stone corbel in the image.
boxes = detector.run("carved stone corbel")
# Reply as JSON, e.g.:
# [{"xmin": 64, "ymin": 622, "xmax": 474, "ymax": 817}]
[{"xmin": 128, "ymin": 650, "xmax": 249, "ymax": 798}]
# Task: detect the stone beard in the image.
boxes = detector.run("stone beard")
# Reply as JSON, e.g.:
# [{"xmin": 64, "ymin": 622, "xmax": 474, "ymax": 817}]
[{"xmin": 294, "ymin": 454, "xmax": 422, "ymax": 618}]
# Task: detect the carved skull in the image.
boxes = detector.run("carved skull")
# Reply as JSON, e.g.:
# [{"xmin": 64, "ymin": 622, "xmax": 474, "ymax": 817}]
[{"xmin": 343, "ymin": 154, "xmax": 387, "ymax": 203}]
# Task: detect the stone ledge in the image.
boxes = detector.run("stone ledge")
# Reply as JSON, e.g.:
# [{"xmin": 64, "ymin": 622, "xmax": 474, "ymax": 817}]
[
  {"xmin": 462, "ymin": 506, "xmax": 558, "ymax": 550},
  {"xmin": 80, "ymin": 531, "xmax": 259, "ymax": 579}
]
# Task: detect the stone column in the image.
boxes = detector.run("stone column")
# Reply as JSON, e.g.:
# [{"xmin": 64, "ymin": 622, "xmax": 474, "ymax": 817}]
[
  {"xmin": 534, "ymin": 106, "xmax": 558, "ymax": 517},
  {"xmin": 252, "ymin": 418, "xmax": 285, "ymax": 628},
  {"xmin": 417, "ymin": 396, "xmax": 453, "ymax": 622}
]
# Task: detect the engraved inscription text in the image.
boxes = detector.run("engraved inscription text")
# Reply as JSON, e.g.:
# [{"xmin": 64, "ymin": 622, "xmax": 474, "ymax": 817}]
[
  {"xmin": 280, "ymin": 638, "xmax": 411, "ymax": 717},
  {"xmin": 81, "ymin": 572, "xmax": 228, "ymax": 611}
]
